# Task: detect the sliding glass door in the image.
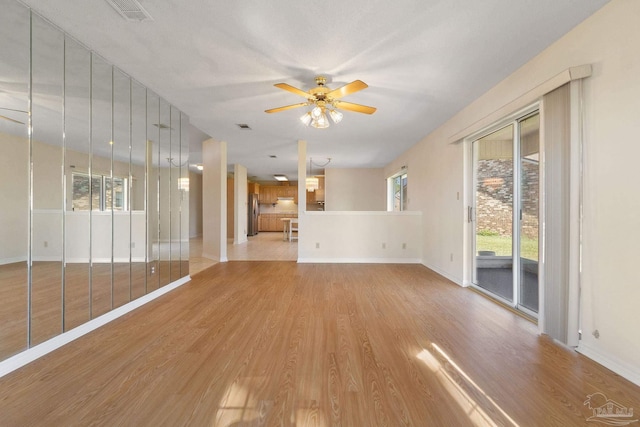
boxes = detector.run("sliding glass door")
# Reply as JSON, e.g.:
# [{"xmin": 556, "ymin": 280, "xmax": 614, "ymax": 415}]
[{"xmin": 472, "ymin": 112, "xmax": 540, "ymax": 317}]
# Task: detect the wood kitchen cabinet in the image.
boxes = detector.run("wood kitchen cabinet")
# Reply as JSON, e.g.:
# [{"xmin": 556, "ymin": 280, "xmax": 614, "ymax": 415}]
[
  {"xmin": 248, "ymin": 182, "xmax": 259, "ymax": 195},
  {"xmin": 306, "ymin": 189, "xmax": 316, "ymax": 204},
  {"xmin": 258, "ymin": 213, "xmax": 298, "ymax": 232},
  {"xmin": 259, "ymin": 186, "xmax": 275, "ymax": 204},
  {"xmin": 259, "ymin": 184, "xmax": 298, "ymax": 205}
]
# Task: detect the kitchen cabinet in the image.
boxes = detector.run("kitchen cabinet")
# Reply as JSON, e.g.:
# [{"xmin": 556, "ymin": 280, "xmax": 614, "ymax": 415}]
[
  {"xmin": 259, "ymin": 186, "xmax": 276, "ymax": 204},
  {"xmin": 259, "ymin": 184, "xmax": 298, "ymax": 205},
  {"xmin": 306, "ymin": 189, "xmax": 316, "ymax": 204},
  {"xmin": 258, "ymin": 213, "xmax": 298, "ymax": 232}
]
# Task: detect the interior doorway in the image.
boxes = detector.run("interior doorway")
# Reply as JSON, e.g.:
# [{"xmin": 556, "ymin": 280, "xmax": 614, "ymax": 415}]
[{"xmin": 471, "ymin": 111, "xmax": 540, "ymax": 318}]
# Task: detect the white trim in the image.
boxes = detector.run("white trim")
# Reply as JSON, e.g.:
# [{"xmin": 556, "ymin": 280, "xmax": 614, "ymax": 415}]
[
  {"xmin": 297, "ymin": 257, "xmax": 422, "ymax": 264},
  {"xmin": 305, "ymin": 211, "xmax": 421, "ymax": 217},
  {"xmin": 577, "ymin": 343, "xmax": 640, "ymax": 387},
  {"xmin": 0, "ymin": 275, "xmax": 191, "ymax": 378},
  {"xmin": 0, "ymin": 256, "xmax": 27, "ymax": 265},
  {"xmin": 64, "ymin": 257, "xmax": 146, "ymax": 263},
  {"xmin": 422, "ymin": 261, "xmax": 464, "ymax": 287}
]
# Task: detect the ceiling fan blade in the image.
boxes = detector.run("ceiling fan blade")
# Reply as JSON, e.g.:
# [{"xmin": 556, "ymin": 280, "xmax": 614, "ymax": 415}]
[
  {"xmin": 0, "ymin": 114, "xmax": 24, "ymax": 124},
  {"xmin": 274, "ymin": 83, "xmax": 314, "ymax": 100},
  {"xmin": 265, "ymin": 102, "xmax": 308, "ymax": 113},
  {"xmin": 335, "ymin": 101, "xmax": 376, "ymax": 115},
  {"xmin": 0, "ymin": 107, "xmax": 28, "ymax": 113},
  {"xmin": 327, "ymin": 80, "xmax": 368, "ymax": 100}
]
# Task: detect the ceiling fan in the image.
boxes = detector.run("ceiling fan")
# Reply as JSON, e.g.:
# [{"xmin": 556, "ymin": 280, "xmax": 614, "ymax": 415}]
[{"xmin": 265, "ymin": 76, "xmax": 376, "ymax": 128}]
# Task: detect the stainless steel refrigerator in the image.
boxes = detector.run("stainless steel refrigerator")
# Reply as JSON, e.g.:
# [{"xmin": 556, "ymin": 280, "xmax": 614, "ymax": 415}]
[{"xmin": 248, "ymin": 193, "xmax": 259, "ymax": 236}]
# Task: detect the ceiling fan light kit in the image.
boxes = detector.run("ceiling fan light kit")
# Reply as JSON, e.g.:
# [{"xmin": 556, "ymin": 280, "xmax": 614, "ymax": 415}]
[{"xmin": 266, "ymin": 76, "xmax": 376, "ymax": 129}]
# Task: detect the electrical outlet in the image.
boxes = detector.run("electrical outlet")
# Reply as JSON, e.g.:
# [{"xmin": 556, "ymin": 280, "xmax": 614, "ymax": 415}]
[
  {"xmin": 450, "ymin": 253, "xmax": 453, "ymax": 261},
  {"xmin": 44, "ymin": 241, "xmax": 48, "ymax": 248},
  {"xmin": 402, "ymin": 243, "xmax": 407, "ymax": 249},
  {"xmin": 316, "ymin": 242, "xmax": 320, "ymax": 249},
  {"xmin": 382, "ymin": 242, "xmax": 386, "ymax": 249}
]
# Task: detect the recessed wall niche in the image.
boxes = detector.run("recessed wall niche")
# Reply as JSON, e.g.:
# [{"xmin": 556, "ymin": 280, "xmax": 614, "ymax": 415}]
[{"xmin": 0, "ymin": 0, "xmax": 190, "ymax": 361}]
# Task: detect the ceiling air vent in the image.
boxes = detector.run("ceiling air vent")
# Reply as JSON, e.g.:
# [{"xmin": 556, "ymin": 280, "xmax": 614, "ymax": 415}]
[
  {"xmin": 105, "ymin": 0, "xmax": 153, "ymax": 22},
  {"xmin": 236, "ymin": 124, "xmax": 251, "ymax": 130}
]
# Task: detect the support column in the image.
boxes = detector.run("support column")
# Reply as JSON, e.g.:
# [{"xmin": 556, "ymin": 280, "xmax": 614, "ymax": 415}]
[
  {"xmin": 297, "ymin": 140, "xmax": 307, "ymax": 262},
  {"xmin": 233, "ymin": 164, "xmax": 247, "ymax": 245},
  {"xmin": 202, "ymin": 139, "xmax": 227, "ymax": 262}
]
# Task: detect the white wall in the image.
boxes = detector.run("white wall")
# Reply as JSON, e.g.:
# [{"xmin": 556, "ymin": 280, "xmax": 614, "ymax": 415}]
[
  {"xmin": 0, "ymin": 132, "xmax": 28, "ymax": 263},
  {"xmin": 325, "ymin": 168, "xmax": 386, "ymax": 211},
  {"xmin": 384, "ymin": 0, "xmax": 640, "ymax": 385}
]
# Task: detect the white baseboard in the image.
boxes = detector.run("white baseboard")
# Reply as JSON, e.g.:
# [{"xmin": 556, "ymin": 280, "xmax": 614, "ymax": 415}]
[
  {"xmin": 577, "ymin": 342, "xmax": 640, "ymax": 387},
  {"xmin": 0, "ymin": 256, "xmax": 27, "ymax": 265},
  {"xmin": 0, "ymin": 275, "xmax": 191, "ymax": 378},
  {"xmin": 65, "ymin": 257, "xmax": 147, "ymax": 264},
  {"xmin": 297, "ymin": 257, "xmax": 422, "ymax": 264},
  {"xmin": 421, "ymin": 261, "xmax": 464, "ymax": 287},
  {"xmin": 31, "ymin": 256, "xmax": 63, "ymax": 262}
]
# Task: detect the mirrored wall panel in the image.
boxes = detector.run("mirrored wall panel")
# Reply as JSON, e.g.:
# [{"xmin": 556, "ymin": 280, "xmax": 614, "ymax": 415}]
[
  {"xmin": 0, "ymin": 0, "xmax": 30, "ymax": 360},
  {"xmin": 0, "ymin": 0, "xmax": 190, "ymax": 363},
  {"xmin": 64, "ymin": 36, "xmax": 92, "ymax": 331},
  {"xmin": 30, "ymin": 13, "xmax": 65, "ymax": 346}
]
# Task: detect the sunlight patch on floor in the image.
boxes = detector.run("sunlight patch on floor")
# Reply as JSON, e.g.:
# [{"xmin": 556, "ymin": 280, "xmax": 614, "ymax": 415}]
[{"xmin": 417, "ymin": 344, "xmax": 520, "ymax": 427}]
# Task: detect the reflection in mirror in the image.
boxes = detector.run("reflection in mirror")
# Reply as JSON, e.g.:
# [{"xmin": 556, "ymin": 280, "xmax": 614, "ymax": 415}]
[
  {"xmin": 131, "ymin": 81, "xmax": 147, "ymax": 299},
  {"xmin": 30, "ymin": 13, "xmax": 64, "ymax": 346},
  {"xmin": 64, "ymin": 36, "xmax": 91, "ymax": 331},
  {"xmin": 0, "ymin": 0, "xmax": 29, "ymax": 359},
  {"xmin": 170, "ymin": 106, "xmax": 181, "ymax": 282},
  {"xmin": 112, "ymin": 69, "xmax": 131, "ymax": 308},
  {"xmin": 180, "ymin": 113, "xmax": 190, "ymax": 277},
  {"xmin": 0, "ymin": 2, "xmax": 191, "ymax": 365},
  {"xmin": 146, "ymin": 91, "xmax": 160, "ymax": 292},
  {"xmin": 90, "ymin": 56, "xmax": 113, "ymax": 318},
  {"xmin": 159, "ymin": 99, "xmax": 171, "ymax": 287}
]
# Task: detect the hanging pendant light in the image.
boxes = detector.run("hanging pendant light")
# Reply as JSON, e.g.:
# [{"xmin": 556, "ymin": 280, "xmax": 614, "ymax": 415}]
[
  {"xmin": 306, "ymin": 157, "xmax": 319, "ymax": 191},
  {"xmin": 306, "ymin": 176, "xmax": 319, "ymax": 191}
]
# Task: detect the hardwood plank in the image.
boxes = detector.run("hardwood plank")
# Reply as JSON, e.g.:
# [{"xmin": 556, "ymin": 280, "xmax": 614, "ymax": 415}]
[{"xmin": 0, "ymin": 262, "xmax": 638, "ymax": 426}]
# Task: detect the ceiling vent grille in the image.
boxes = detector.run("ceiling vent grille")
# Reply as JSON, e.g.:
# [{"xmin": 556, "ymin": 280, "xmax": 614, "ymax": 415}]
[{"xmin": 105, "ymin": 0, "xmax": 153, "ymax": 22}]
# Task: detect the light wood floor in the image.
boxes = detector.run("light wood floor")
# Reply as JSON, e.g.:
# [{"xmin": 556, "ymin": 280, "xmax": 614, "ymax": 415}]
[
  {"xmin": 191, "ymin": 232, "xmax": 298, "ymax": 276},
  {"xmin": 0, "ymin": 262, "xmax": 638, "ymax": 426},
  {"xmin": 0, "ymin": 233, "xmax": 288, "ymax": 360}
]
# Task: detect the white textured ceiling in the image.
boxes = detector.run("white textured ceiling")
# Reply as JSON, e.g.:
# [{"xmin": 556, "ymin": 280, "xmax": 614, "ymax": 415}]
[{"xmin": 20, "ymin": 0, "xmax": 608, "ymax": 181}]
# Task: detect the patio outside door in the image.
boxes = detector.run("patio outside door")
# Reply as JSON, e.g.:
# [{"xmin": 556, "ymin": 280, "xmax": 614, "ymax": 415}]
[{"xmin": 471, "ymin": 112, "xmax": 540, "ymax": 317}]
